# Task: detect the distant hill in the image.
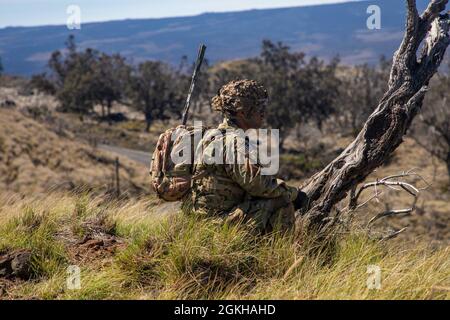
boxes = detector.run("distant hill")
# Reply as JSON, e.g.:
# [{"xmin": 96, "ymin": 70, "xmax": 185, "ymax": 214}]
[
  {"xmin": 0, "ymin": 0, "xmax": 436, "ymax": 75},
  {"xmin": 0, "ymin": 103, "xmax": 148, "ymax": 195}
]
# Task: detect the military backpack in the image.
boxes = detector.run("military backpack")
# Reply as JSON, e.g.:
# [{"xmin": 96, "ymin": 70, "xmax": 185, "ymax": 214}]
[{"xmin": 150, "ymin": 125, "xmax": 206, "ymax": 201}]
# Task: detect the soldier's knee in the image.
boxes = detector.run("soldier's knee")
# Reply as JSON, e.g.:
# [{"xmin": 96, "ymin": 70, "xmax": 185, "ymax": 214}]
[{"xmin": 268, "ymin": 203, "xmax": 295, "ymax": 232}]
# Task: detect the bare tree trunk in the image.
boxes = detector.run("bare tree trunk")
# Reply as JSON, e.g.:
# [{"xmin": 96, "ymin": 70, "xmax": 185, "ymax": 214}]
[
  {"xmin": 446, "ymin": 151, "xmax": 450, "ymax": 184},
  {"xmin": 115, "ymin": 157, "xmax": 121, "ymax": 198},
  {"xmin": 299, "ymin": 0, "xmax": 450, "ymax": 229},
  {"xmin": 145, "ymin": 112, "xmax": 152, "ymax": 132},
  {"xmin": 107, "ymin": 100, "xmax": 112, "ymax": 125}
]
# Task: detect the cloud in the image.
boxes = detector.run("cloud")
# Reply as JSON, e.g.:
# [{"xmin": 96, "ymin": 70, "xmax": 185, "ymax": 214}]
[
  {"xmin": 341, "ymin": 49, "xmax": 377, "ymax": 64},
  {"xmin": 354, "ymin": 29, "xmax": 404, "ymax": 43},
  {"xmin": 26, "ymin": 51, "xmax": 52, "ymax": 62}
]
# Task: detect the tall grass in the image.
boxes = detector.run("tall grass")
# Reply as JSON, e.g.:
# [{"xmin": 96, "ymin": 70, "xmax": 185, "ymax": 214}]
[{"xmin": 0, "ymin": 192, "xmax": 448, "ymax": 300}]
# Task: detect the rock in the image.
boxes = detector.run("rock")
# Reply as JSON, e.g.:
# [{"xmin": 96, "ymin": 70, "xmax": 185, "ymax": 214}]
[
  {"xmin": 81, "ymin": 239, "xmax": 104, "ymax": 250},
  {"xmin": 0, "ymin": 99, "xmax": 16, "ymax": 108},
  {"xmin": 0, "ymin": 254, "xmax": 13, "ymax": 277},
  {"xmin": 11, "ymin": 251, "xmax": 32, "ymax": 278},
  {"xmin": 102, "ymin": 238, "xmax": 117, "ymax": 247},
  {"xmin": 0, "ymin": 250, "xmax": 33, "ymax": 280}
]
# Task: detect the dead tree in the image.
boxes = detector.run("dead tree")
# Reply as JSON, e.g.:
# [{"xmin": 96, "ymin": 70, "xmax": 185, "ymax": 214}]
[
  {"xmin": 115, "ymin": 157, "xmax": 121, "ymax": 198},
  {"xmin": 299, "ymin": 0, "xmax": 450, "ymax": 231},
  {"xmin": 412, "ymin": 65, "xmax": 450, "ymax": 182},
  {"xmin": 343, "ymin": 169, "xmax": 430, "ymax": 240}
]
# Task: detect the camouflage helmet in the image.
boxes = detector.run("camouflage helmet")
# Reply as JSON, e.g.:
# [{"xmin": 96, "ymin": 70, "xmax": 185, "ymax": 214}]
[{"xmin": 211, "ymin": 79, "xmax": 268, "ymax": 119}]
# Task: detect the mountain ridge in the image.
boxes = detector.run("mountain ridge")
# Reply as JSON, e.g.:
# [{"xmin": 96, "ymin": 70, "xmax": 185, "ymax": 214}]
[{"xmin": 0, "ymin": 0, "xmax": 436, "ymax": 75}]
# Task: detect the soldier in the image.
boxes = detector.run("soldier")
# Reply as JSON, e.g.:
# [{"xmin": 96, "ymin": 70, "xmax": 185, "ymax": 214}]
[{"xmin": 188, "ymin": 79, "xmax": 307, "ymax": 233}]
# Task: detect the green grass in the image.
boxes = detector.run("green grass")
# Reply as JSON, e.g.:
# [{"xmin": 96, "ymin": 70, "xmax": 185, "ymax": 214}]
[
  {"xmin": 0, "ymin": 192, "xmax": 448, "ymax": 300},
  {"xmin": 0, "ymin": 206, "xmax": 68, "ymax": 279}
]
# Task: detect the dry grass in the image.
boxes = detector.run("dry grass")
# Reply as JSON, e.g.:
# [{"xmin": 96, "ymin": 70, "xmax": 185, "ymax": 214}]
[
  {"xmin": 1, "ymin": 85, "xmax": 449, "ymax": 300},
  {"xmin": 0, "ymin": 108, "xmax": 149, "ymax": 196},
  {"xmin": 0, "ymin": 191, "xmax": 448, "ymax": 300}
]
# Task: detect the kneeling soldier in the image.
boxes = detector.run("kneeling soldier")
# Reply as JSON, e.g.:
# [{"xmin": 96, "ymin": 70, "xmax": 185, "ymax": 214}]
[{"xmin": 188, "ymin": 79, "xmax": 307, "ymax": 232}]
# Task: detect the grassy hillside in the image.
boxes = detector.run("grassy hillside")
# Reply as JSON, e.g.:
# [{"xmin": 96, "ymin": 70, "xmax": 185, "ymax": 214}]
[
  {"xmin": 0, "ymin": 192, "xmax": 448, "ymax": 299},
  {"xmin": 0, "ymin": 80, "xmax": 449, "ymax": 300},
  {"xmin": 0, "ymin": 108, "xmax": 149, "ymax": 196}
]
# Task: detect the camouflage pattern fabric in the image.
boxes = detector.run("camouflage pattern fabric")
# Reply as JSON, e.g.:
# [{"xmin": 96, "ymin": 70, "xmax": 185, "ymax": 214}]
[
  {"xmin": 211, "ymin": 79, "xmax": 268, "ymax": 121},
  {"xmin": 225, "ymin": 197, "xmax": 296, "ymax": 233},
  {"xmin": 188, "ymin": 119, "xmax": 298, "ymax": 232}
]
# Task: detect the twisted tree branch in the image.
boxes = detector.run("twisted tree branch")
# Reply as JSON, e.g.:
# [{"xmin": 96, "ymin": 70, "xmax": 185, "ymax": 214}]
[{"xmin": 299, "ymin": 0, "xmax": 450, "ymax": 230}]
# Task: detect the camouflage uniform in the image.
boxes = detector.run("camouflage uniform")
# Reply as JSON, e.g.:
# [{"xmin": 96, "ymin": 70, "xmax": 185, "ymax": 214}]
[{"xmin": 188, "ymin": 80, "xmax": 298, "ymax": 232}]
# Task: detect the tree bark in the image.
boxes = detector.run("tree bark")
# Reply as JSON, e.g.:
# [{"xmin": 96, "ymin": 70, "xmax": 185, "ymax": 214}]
[
  {"xmin": 107, "ymin": 100, "xmax": 112, "ymax": 125},
  {"xmin": 446, "ymin": 151, "xmax": 450, "ymax": 183},
  {"xmin": 145, "ymin": 112, "xmax": 152, "ymax": 132},
  {"xmin": 299, "ymin": 0, "xmax": 450, "ymax": 228}
]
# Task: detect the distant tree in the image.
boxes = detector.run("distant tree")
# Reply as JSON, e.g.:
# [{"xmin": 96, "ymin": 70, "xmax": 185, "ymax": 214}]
[
  {"xmin": 205, "ymin": 41, "xmax": 340, "ymax": 150},
  {"xmin": 91, "ymin": 53, "xmax": 131, "ymax": 120},
  {"xmin": 255, "ymin": 40, "xmax": 340, "ymax": 150},
  {"xmin": 128, "ymin": 61, "xmax": 184, "ymax": 131},
  {"xmin": 295, "ymin": 55, "xmax": 341, "ymax": 131},
  {"xmin": 209, "ymin": 60, "xmax": 259, "ymax": 95},
  {"xmin": 336, "ymin": 57, "xmax": 390, "ymax": 135},
  {"xmin": 56, "ymin": 47, "xmax": 100, "ymax": 115},
  {"xmin": 413, "ymin": 60, "xmax": 450, "ymax": 184},
  {"xmin": 30, "ymin": 73, "xmax": 57, "ymax": 95},
  {"xmin": 36, "ymin": 35, "xmax": 132, "ymax": 118},
  {"xmin": 33, "ymin": 35, "xmax": 100, "ymax": 115},
  {"xmin": 47, "ymin": 35, "xmax": 78, "ymax": 88},
  {"xmin": 255, "ymin": 41, "xmax": 305, "ymax": 149}
]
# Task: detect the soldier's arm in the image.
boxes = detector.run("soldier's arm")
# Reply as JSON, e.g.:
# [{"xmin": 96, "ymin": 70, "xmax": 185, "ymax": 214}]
[{"xmin": 225, "ymin": 158, "xmax": 298, "ymax": 201}]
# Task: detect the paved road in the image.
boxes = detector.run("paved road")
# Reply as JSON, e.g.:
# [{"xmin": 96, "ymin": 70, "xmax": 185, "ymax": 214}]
[
  {"xmin": 99, "ymin": 144, "xmax": 182, "ymax": 213},
  {"xmin": 99, "ymin": 144, "xmax": 150, "ymax": 165}
]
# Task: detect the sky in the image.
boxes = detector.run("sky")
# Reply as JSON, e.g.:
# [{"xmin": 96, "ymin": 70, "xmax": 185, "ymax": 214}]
[{"xmin": 0, "ymin": 0, "xmax": 362, "ymax": 28}]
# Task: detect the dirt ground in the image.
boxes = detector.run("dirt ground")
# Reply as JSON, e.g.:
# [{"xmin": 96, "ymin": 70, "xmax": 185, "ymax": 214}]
[{"xmin": 0, "ymin": 107, "xmax": 149, "ymax": 196}]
